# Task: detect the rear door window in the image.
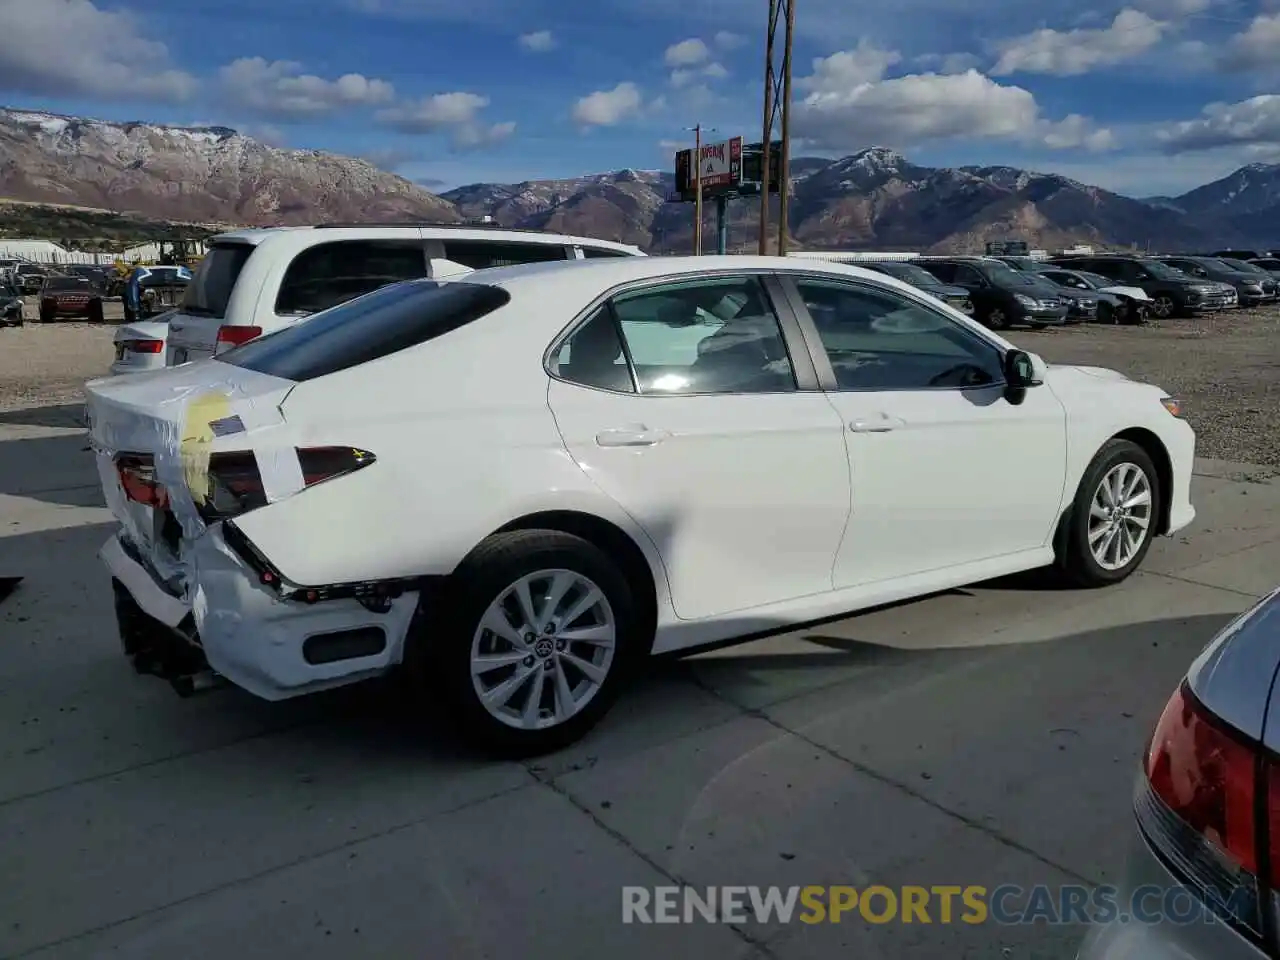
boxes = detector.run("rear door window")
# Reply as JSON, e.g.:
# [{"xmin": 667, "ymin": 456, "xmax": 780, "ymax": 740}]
[
  {"xmin": 182, "ymin": 243, "xmax": 254, "ymax": 318},
  {"xmin": 442, "ymin": 240, "xmax": 569, "ymax": 269},
  {"xmin": 221, "ymin": 280, "xmax": 510, "ymax": 382},
  {"xmin": 275, "ymin": 240, "xmax": 428, "ymax": 317},
  {"xmin": 919, "ymin": 261, "xmax": 956, "ymax": 283}
]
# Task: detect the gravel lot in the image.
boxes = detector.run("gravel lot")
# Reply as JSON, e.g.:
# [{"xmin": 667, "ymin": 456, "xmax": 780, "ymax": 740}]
[{"xmin": 0, "ymin": 301, "xmax": 1276, "ymax": 465}]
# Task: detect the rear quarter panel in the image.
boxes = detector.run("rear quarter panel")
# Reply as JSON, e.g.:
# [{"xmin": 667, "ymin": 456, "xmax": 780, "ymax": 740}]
[{"xmin": 230, "ymin": 300, "xmax": 671, "ymax": 591}]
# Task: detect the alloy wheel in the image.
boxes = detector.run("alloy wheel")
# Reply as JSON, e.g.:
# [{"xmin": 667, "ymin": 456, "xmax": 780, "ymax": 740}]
[
  {"xmin": 469, "ymin": 568, "xmax": 617, "ymax": 730},
  {"xmin": 1152, "ymin": 296, "xmax": 1174, "ymax": 319},
  {"xmin": 1088, "ymin": 462, "xmax": 1153, "ymax": 571}
]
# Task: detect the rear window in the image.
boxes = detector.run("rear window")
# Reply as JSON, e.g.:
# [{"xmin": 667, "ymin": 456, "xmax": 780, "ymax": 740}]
[
  {"xmin": 442, "ymin": 239, "xmax": 569, "ymax": 269},
  {"xmin": 44, "ymin": 277, "xmax": 90, "ymax": 292},
  {"xmin": 581, "ymin": 246, "xmax": 634, "ymax": 259},
  {"xmin": 275, "ymin": 239, "xmax": 429, "ymax": 317},
  {"xmin": 182, "ymin": 243, "xmax": 254, "ymax": 318},
  {"xmin": 219, "ymin": 279, "xmax": 511, "ymax": 382}
]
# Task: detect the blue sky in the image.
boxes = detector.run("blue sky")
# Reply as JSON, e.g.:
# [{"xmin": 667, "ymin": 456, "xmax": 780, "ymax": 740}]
[{"xmin": 4, "ymin": 0, "xmax": 1280, "ymax": 196}]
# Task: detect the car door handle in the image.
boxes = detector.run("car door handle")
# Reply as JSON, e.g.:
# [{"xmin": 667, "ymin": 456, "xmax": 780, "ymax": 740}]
[
  {"xmin": 595, "ymin": 427, "xmax": 670, "ymax": 447},
  {"xmin": 849, "ymin": 416, "xmax": 906, "ymax": 433}
]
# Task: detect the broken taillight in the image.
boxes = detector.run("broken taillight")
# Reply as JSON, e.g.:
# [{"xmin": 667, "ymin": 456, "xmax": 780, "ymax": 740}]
[
  {"xmin": 115, "ymin": 454, "xmax": 168, "ymax": 508},
  {"xmin": 203, "ymin": 446, "xmax": 376, "ymax": 518}
]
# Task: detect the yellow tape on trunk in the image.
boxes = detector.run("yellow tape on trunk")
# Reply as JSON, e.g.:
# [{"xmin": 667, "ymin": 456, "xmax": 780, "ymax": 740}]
[{"xmin": 180, "ymin": 391, "xmax": 233, "ymax": 506}]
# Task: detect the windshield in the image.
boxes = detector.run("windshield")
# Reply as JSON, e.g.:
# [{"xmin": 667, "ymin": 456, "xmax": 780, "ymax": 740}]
[
  {"xmin": 1214, "ymin": 258, "xmax": 1262, "ymax": 274},
  {"xmin": 981, "ymin": 260, "xmax": 1022, "ymax": 281},
  {"xmin": 43, "ymin": 277, "xmax": 90, "ymax": 292},
  {"xmin": 1142, "ymin": 260, "xmax": 1188, "ymax": 280},
  {"xmin": 869, "ymin": 262, "xmax": 942, "ymax": 286},
  {"xmin": 182, "ymin": 243, "xmax": 254, "ymax": 317}
]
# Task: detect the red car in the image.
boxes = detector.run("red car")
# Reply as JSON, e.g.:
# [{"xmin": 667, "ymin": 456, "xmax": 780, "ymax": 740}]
[{"xmin": 39, "ymin": 275, "xmax": 105, "ymax": 323}]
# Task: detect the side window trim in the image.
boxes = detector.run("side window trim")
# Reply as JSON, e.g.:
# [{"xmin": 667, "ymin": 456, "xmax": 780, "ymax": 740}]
[
  {"xmin": 775, "ymin": 272, "xmax": 1008, "ymax": 393},
  {"xmin": 546, "ymin": 270, "xmax": 821, "ymax": 396}
]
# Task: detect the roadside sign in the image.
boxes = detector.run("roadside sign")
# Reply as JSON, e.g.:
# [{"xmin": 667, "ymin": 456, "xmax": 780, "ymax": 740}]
[
  {"xmin": 673, "ymin": 136, "xmax": 742, "ymax": 199},
  {"xmin": 696, "ymin": 136, "xmax": 742, "ymax": 190}
]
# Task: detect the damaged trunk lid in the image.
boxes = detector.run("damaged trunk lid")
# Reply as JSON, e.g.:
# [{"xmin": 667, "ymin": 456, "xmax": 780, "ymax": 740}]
[{"xmin": 84, "ymin": 361, "xmax": 299, "ymax": 598}]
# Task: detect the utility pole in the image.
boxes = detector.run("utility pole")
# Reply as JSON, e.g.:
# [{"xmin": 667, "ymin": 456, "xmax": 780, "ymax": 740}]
[
  {"xmin": 693, "ymin": 123, "xmax": 703, "ymax": 256},
  {"xmin": 759, "ymin": 0, "xmax": 795, "ymax": 256}
]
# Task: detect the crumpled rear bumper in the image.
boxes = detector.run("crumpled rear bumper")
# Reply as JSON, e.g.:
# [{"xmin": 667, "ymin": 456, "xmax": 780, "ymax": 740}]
[{"xmin": 102, "ymin": 527, "xmax": 420, "ymax": 701}]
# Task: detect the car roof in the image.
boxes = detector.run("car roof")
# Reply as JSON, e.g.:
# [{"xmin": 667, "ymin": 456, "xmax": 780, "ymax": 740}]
[
  {"xmin": 207, "ymin": 223, "xmax": 643, "ymax": 255},
  {"xmin": 461, "ymin": 254, "xmax": 951, "ymax": 304}
]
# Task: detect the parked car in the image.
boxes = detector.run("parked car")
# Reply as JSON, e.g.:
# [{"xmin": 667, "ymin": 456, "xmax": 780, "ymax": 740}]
[
  {"xmin": 1247, "ymin": 256, "xmax": 1280, "ymax": 276},
  {"xmin": 849, "ymin": 260, "xmax": 974, "ymax": 314},
  {"xmin": 1075, "ymin": 586, "xmax": 1280, "ymax": 960},
  {"xmin": 1216, "ymin": 257, "xmax": 1280, "ymax": 300},
  {"xmin": 38, "ymin": 275, "xmax": 104, "ymax": 323},
  {"xmin": 992, "ymin": 256, "xmax": 1042, "ymax": 272},
  {"xmin": 110, "ymin": 310, "xmax": 174, "ymax": 376},
  {"xmin": 1211, "ymin": 248, "xmax": 1271, "ymax": 260},
  {"xmin": 0, "ymin": 281, "xmax": 23, "ymax": 327},
  {"xmin": 87, "ymin": 255, "xmax": 1196, "ymax": 754},
  {"xmin": 1154, "ymin": 256, "xmax": 1273, "ymax": 306},
  {"xmin": 1034, "ymin": 266, "xmax": 1149, "ymax": 324},
  {"xmin": 915, "ymin": 257, "xmax": 1068, "ymax": 329},
  {"xmin": 64, "ymin": 264, "xmax": 111, "ymax": 292},
  {"xmin": 15, "ymin": 263, "xmax": 47, "ymax": 293},
  {"xmin": 163, "ymin": 224, "xmax": 646, "ymax": 366},
  {"xmin": 1049, "ymin": 255, "xmax": 1236, "ymax": 318},
  {"xmin": 123, "ymin": 265, "xmax": 192, "ymax": 324}
]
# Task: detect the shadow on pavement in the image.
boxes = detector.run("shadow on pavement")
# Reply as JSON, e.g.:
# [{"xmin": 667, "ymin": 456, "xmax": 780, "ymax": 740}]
[
  {"xmin": 0, "ymin": 402, "xmax": 86, "ymax": 430},
  {"xmin": 0, "ymin": 432, "xmax": 102, "ymax": 506}
]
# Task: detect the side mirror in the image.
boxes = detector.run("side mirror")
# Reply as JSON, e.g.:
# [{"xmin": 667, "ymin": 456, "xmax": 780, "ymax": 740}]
[{"xmin": 1004, "ymin": 349, "xmax": 1044, "ymax": 389}]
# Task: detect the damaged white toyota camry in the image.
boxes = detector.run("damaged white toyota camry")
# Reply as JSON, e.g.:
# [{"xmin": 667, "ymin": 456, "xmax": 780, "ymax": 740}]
[{"xmin": 85, "ymin": 255, "xmax": 1197, "ymax": 754}]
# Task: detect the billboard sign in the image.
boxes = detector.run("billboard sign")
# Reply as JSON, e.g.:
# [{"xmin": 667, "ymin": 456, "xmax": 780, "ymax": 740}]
[{"xmin": 674, "ymin": 136, "xmax": 742, "ymax": 198}]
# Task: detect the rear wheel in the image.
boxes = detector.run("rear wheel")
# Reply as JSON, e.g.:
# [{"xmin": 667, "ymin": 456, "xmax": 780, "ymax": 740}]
[
  {"xmin": 984, "ymin": 306, "xmax": 1009, "ymax": 330},
  {"xmin": 406, "ymin": 529, "xmax": 643, "ymax": 757},
  {"xmin": 1056, "ymin": 439, "xmax": 1161, "ymax": 587},
  {"xmin": 88, "ymin": 300, "xmax": 104, "ymax": 324},
  {"xmin": 38, "ymin": 307, "xmax": 53, "ymax": 324},
  {"xmin": 1150, "ymin": 295, "xmax": 1176, "ymax": 320}
]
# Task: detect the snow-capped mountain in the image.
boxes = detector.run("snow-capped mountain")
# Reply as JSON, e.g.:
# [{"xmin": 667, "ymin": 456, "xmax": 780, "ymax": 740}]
[{"xmin": 0, "ymin": 107, "xmax": 458, "ymax": 225}]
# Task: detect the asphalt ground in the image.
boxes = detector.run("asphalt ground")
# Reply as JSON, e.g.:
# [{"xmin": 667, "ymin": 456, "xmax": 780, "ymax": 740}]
[{"xmin": 1, "ymin": 397, "xmax": 1277, "ymax": 959}]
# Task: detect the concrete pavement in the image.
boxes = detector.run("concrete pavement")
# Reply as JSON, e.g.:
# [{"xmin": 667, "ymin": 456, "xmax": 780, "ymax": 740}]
[{"xmin": 1, "ymin": 403, "xmax": 1277, "ymax": 959}]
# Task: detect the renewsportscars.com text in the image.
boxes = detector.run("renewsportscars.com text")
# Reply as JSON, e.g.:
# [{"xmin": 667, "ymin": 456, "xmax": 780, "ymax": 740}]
[{"xmin": 622, "ymin": 884, "xmax": 1252, "ymax": 926}]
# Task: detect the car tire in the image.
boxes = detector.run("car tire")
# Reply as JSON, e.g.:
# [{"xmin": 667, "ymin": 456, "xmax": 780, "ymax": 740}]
[
  {"xmin": 406, "ymin": 529, "xmax": 644, "ymax": 757},
  {"xmin": 1056, "ymin": 439, "xmax": 1161, "ymax": 588},
  {"xmin": 1098, "ymin": 303, "xmax": 1116, "ymax": 325},
  {"xmin": 38, "ymin": 308, "xmax": 53, "ymax": 324},
  {"xmin": 1150, "ymin": 295, "xmax": 1176, "ymax": 320},
  {"xmin": 984, "ymin": 306, "xmax": 1009, "ymax": 330},
  {"xmin": 88, "ymin": 301, "xmax": 104, "ymax": 324}
]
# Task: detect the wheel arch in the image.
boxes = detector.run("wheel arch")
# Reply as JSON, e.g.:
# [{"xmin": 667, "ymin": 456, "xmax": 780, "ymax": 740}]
[
  {"xmin": 488, "ymin": 510, "xmax": 660, "ymax": 653},
  {"xmin": 1054, "ymin": 427, "xmax": 1175, "ymax": 557}
]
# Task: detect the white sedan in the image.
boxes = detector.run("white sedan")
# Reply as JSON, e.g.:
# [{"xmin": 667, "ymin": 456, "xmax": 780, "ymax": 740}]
[
  {"xmin": 84, "ymin": 256, "xmax": 1197, "ymax": 754},
  {"xmin": 110, "ymin": 309, "xmax": 175, "ymax": 375}
]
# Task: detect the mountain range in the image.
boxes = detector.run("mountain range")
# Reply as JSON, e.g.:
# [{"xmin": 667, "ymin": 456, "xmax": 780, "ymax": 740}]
[{"xmin": 2, "ymin": 106, "xmax": 1279, "ymax": 253}]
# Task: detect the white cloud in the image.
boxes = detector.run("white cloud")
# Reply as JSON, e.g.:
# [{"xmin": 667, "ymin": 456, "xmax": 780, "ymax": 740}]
[
  {"xmin": 800, "ymin": 42, "xmax": 903, "ymax": 93},
  {"xmin": 795, "ymin": 57, "xmax": 1113, "ymax": 153},
  {"xmin": 914, "ymin": 52, "xmax": 982, "ymax": 74},
  {"xmin": 0, "ymin": 0, "xmax": 196, "ymax": 102},
  {"xmin": 1129, "ymin": 0, "xmax": 1214, "ymax": 13},
  {"xmin": 991, "ymin": 9, "xmax": 1168, "ymax": 76},
  {"xmin": 219, "ymin": 58, "xmax": 395, "ymax": 119},
  {"xmin": 713, "ymin": 31, "xmax": 746, "ymax": 49},
  {"xmin": 376, "ymin": 92, "xmax": 514, "ymax": 148},
  {"xmin": 1155, "ymin": 95, "xmax": 1280, "ymax": 152},
  {"xmin": 572, "ymin": 82, "xmax": 644, "ymax": 126},
  {"xmin": 518, "ymin": 29, "xmax": 555, "ymax": 52},
  {"xmin": 1219, "ymin": 14, "xmax": 1280, "ymax": 71},
  {"xmin": 664, "ymin": 38, "xmax": 710, "ymax": 67},
  {"xmin": 670, "ymin": 61, "xmax": 728, "ymax": 87}
]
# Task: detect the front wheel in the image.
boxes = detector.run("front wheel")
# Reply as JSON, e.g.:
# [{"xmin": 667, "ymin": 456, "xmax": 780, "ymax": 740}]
[
  {"xmin": 1150, "ymin": 295, "xmax": 1176, "ymax": 320},
  {"xmin": 984, "ymin": 306, "xmax": 1009, "ymax": 330},
  {"xmin": 1056, "ymin": 439, "xmax": 1161, "ymax": 588},
  {"xmin": 88, "ymin": 301, "xmax": 104, "ymax": 324},
  {"xmin": 407, "ymin": 529, "xmax": 643, "ymax": 757}
]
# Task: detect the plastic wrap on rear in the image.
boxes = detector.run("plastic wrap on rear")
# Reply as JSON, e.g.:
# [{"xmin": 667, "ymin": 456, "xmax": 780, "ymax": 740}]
[{"xmin": 84, "ymin": 377, "xmax": 306, "ymax": 601}]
